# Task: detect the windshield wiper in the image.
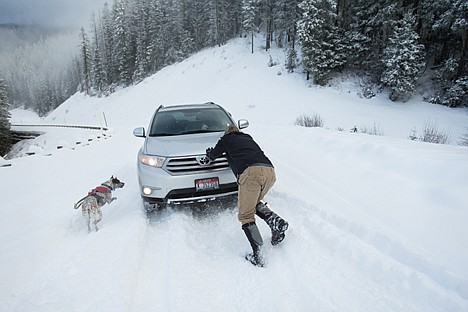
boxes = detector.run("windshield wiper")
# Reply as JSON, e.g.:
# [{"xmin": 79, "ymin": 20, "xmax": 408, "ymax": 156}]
[
  {"xmin": 149, "ymin": 132, "xmax": 178, "ymax": 137},
  {"xmin": 181, "ymin": 129, "xmax": 222, "ymax": 135}
]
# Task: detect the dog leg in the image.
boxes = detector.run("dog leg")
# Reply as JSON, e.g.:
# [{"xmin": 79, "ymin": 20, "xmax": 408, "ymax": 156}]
[
  {"xmin": 93, "ymin": 208, "xmax": 103, "ymax": 232},
  {"xmin": 82, "ymin": 209, "xmax": 91, "ymax": 233}
]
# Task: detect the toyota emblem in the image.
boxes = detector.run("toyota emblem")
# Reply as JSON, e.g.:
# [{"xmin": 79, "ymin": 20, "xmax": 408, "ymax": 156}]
[{"xmin": 197, "ymin": 156, "xmax": 211, "ymax": 166}]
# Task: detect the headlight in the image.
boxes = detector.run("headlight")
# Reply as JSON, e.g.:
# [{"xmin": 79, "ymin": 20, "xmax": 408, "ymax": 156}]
[{"xmin": 139, "ymin": 154, "xmax": 166, "ymax": 167}]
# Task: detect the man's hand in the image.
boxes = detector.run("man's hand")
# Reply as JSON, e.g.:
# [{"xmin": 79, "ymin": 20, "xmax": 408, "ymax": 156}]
[{"xmin": 206, "ymin": 147, "xmax": 214, "ymax": 160}]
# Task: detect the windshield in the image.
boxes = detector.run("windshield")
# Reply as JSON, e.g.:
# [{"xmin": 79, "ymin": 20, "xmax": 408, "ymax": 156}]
[{"xmin": 149, "ymin": 107, "xmax": 233, "ymax": 136}]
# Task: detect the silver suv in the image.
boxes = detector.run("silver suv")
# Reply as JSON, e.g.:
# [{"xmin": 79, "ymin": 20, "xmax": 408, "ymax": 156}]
[{"xmin": 133, "ymin": 102, "xmax": 249, "ymax": 211}]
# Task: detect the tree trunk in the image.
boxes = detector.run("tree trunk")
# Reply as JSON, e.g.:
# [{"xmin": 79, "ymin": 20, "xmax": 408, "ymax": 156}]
[
  {"xmin": 457, "ymin": 30, "xmax": 467, "ymax": 79},
  {"xmin": 266, "ymin": 19, "xmax": 271, "ymax": 51},
  {"xmin": 251, "ymin": 32, "xmax": 254, "ymax": 54}
]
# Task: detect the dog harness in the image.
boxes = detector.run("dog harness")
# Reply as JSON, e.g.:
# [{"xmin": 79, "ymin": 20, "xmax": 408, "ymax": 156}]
[
  {"xmin": 87, "ymin": 185, "xmax": 112, "ymax": 206},
  {"xmin": 74, "ymin": 182, "xmax": 116, "ymax": 210},
  {"xmin": 88, "ymin": 186, "xmax": 110, "ymax": 195}
]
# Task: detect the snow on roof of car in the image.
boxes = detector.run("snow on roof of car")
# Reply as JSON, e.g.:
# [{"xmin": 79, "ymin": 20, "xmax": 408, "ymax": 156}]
[{"xmin": 159, "ymin": 102, "xmax": 220, "ymax": 111}]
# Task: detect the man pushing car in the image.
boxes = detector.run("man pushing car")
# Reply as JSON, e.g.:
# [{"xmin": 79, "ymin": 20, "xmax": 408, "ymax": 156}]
[{"xmin": 206, "ymin": 124, "xmax": 289, "ymax": 267}]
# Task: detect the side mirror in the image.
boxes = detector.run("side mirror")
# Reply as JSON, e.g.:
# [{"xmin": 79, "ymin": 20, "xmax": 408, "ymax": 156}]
[
  {"xmin": 133, "ymin": 127, "xmax": 146, "ymax": 138},
  {"xmin": 238, "ymin": 119, "xmax": 249, "ymax": 129}
]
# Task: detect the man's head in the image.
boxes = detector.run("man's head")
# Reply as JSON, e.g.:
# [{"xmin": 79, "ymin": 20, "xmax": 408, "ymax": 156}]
[{"xmin": 225, "ymin": 124, "xmax": 240, "ymax": 134}]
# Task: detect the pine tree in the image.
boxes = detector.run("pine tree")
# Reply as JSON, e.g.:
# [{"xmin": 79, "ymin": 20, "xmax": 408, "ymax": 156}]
[
  {"xmin": 132, "ymin": 0, "xmax": 150, "ymax": 83},
  {"xmin": 381, "ymin": 12, "xmax": 425, "ymax": 101},
  {"xmin": 285, "ymin": 46, "xmax": 297, "ymax": 72},
  {"xmin": 344, "ymin": 0, "xmax": 402, "ymax": 77},
  {"xmin": 113, "ymin": 0, "xmax": 132, "ymax": 86},
  {"xmin": 147, "ymin": 0, "xmax": 165, "ymax": 72},
  {"xmin": 79, "ymin": 27, "xmax": 92, "ymax": 94},
  {"xmin": 242, "ymin": 0, "xmax": 259, "ymax": 53},
  {"xmin": 276, "ymin": 0, "xmax": 300, "ymax": 47},
  {"xmin": 184, "ymin": 0, "xmax": 211, "ymax": 51},
  {"xmin": 0, "ymin": 79, "xmax": 13, "ymax": 157},
  {"xmin": 297, "ymin": 0, "xmax": 346, "ymax": 85},
  {"xmin": 91, "ymin": 14, "xmax": 105, "ymax": 95},
  {"xmin": 101, "ymin": 2, "xmax": 115, "ymax": 89},
  {"xmin": 260, "ymin": 0, "xmax": 276, "ymax": 51},
  {"xmin": 430, "ymin": 0, "xmax": 467, "ymax": 79},
  {"xmin": 210, "ymin": 0, "xmax": 231, "ymax": 46}
]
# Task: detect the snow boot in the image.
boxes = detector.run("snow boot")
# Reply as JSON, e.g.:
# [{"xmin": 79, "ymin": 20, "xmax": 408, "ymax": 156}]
[
  {"xmin": 256, "ymin": 202, "xmax": 289, "ymax": 246},
  {"xmin": 242, "ymin": 222, "xmax": 265, "ymax": 267}
]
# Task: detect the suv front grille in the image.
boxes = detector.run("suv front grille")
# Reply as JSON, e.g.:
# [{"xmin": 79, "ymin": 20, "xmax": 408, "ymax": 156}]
[{"xmin": 164, "ymin": 155, "xmax": 230, "ymax": 175}]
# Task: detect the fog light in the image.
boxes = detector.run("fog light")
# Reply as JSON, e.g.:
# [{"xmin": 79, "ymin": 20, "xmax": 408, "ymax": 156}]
[{"xmin": 143, "ymin": 187, "xmax": 152, "ymax": 195}]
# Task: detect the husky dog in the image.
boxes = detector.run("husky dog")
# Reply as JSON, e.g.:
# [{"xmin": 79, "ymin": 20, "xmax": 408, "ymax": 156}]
[{"xmin": 74, "ymin": 176, "xmax": 125, "ymax": 232}]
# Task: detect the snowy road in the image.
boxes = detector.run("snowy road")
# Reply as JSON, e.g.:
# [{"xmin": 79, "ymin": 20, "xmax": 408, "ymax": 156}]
[
  {"xmin": 2, "ymin": 38, "xmax": 468, "ymax": 311},
  {"xmin": 1, "ymin": 124, "xmax": 467, "ymax": 311}
]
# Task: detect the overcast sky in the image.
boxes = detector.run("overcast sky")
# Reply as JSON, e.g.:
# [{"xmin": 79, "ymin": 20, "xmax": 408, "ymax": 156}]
[{"xmin": 0, "ymin": 0, "xmax": 109, "ymax": 29}]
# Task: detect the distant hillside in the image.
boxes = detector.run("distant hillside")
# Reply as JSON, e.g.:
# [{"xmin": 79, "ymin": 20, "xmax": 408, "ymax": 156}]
[{"xmin": 0, "ymin": 23, "xmax": 64, "ymax": 54}]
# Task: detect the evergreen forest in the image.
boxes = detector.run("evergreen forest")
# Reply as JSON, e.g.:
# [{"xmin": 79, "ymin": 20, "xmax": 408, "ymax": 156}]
[{"xmin": 0, "ymin": 0, "xmax": 466, "ymax": 119}]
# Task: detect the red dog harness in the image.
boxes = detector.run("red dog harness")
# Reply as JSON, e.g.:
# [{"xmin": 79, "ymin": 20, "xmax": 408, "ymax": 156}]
[{"xmin": 88, "ymin": 186, "xmax": 109, "ymax": 195}]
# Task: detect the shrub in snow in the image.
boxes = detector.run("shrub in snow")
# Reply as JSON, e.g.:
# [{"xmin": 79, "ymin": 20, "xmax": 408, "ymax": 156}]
[
  {"xmin": 459, "ymin": 130, "xmax": 468, "ymax": 146},
  {"xmin": 295, "ymin": 113, "xmax": 324, "ymax": 127},
  {"xmin": 268, "ymin": 55, "xmax": 278, "ymax": 67},
  {"xmin": 408, "ymin": 128, "xmax": 418, "ymax": 141},
  {"xmin": 408, "ymin": 122, "xmax": 452, "ymax": 145},
  {"xmin": 420, "ymin": 121, "xmax": 452, "ymax": 144},
  {"xmin": 359, "ymin": 123, "xmax": 384, "ymax": 136}
]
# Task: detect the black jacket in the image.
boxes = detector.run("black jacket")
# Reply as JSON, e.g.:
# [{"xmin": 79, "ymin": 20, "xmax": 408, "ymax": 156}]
[{"xmin": 207, "ymin": 132, "xmax": 273, "ymax": 176}]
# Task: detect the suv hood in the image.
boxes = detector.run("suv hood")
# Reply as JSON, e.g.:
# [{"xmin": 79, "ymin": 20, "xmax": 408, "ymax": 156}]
[{"xmin": 144, "ymin": 132, "xmax": 223, "ymax": 157}]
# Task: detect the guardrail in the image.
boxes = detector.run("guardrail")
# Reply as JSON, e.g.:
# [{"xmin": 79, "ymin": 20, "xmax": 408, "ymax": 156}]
[
  {"xmin": 3, "ymin": 123, "xmax": 111, "ymax": 165},
  {"xmin": 10, "ymin": 124, "xmax": 108, "ymax": 131}
]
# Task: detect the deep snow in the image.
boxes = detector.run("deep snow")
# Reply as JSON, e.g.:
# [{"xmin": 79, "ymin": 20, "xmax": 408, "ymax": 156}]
[{"xmin": 1, "ymin": 38, "xmax": 468, "ymax": 311}]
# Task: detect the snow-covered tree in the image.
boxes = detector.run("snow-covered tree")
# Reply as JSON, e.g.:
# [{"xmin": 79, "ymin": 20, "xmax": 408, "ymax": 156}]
[
  {"xmin": 184, "ymin": 0, "xmax": 211, "ymax": 51},
  {"xmin": 2, "ymin": 0, "xmax": 462, "ymax": 111},
  {"xmin": 146, "ymin": 0, "xmax": 165, "ymax": 72},
  {"xmin": 445, "ymin": 76, "xmax": 468, "ymax": 107},
  {"xmin": 297, "ymin": 0, "xmax": 346, "ymax": 85},
  {"xmin": 113, "ymin": 0, "xmax": 133, "ymax": 86},
  {"xmin": 0, "ymin": 29, "xmax": 79, "ymax": 113},
  {"xmin": 285, "ymin": 46, "xmax": 298, "ymax": 72},
  {"xmin": 0, "ymin": 79, "xmax": 12, "ymax": 157},
  {"xmin": 132, "ymin": 0, "xmax": 150, "ymax": 83},
  {"xmin": 276, "ymin": 0, "xmax": 300, "ymax": 47},
  {"xmin": 341, "ymin": 0, "xmax": 403, "ymax": 80},
  {"xmin": 260, "ymin": 0, "xmax": 276, "ymax": 51},
  {"xmin": 91, "ymin": 14, "xmax": 105, "ymax": 95},
  {"xmin": 79, "ymin": 27, "xmax": 92, "ymax": 94},
  {"xmin": 101, "ymin": 2, "xmax": 115, "ymax": 88},
  {"xmin": 209, "ymin": 0, "xmax": 232, "ymax": 47},
  {"xmin": 429, "ymin": 0, "xmax": 467, "ymax": 79},
  {"xmin": 381, "ymin": 12, "xmax": 425, "ymax": 101},
  {"xmin": 242, "ymin": 0, "xmax": 259, "ymax": 53}
]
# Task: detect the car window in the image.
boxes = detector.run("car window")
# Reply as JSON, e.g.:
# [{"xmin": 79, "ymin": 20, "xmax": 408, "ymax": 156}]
[{"xmin": 149, "ymin": 108, "xmax": 233, "ymax": 136}]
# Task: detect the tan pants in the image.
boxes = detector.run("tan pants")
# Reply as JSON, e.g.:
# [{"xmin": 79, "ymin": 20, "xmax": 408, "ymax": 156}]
[{"xmin": 237, "ymin": 166, "xmax": 276, "ymax": 224}]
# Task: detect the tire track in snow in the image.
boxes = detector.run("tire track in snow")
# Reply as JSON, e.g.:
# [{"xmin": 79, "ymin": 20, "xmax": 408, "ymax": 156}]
[
  {"xmin": 264, "ymin": 128, "xmax": 468, "ymax": 304},
  {"xmin": 131, "ymin": 208, "xmax": 253, "ymax": 311},
  {"xmin": 265, "ymin": 186, "xmax": 468, "ymax": 311},
  {"xmin": 129, "ymin": 205, "xmax": 332, "ymax": 311}
]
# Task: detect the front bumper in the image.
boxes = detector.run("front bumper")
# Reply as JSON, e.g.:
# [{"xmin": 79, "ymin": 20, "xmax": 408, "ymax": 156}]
[{"xmin": 137, "ymin": 157, "xmax": 238, "ymax": 204}]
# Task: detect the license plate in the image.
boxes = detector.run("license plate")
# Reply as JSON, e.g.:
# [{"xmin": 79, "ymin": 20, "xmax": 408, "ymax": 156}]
[{"xmin": 195, "ymin": 177, "xmax": 219, "ymax": 191}]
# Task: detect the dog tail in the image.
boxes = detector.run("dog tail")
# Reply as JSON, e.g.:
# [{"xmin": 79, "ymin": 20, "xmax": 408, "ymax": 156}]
[{"xmin": 74, "ymin": 196, "xmax": 87, "ymax": 209}]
